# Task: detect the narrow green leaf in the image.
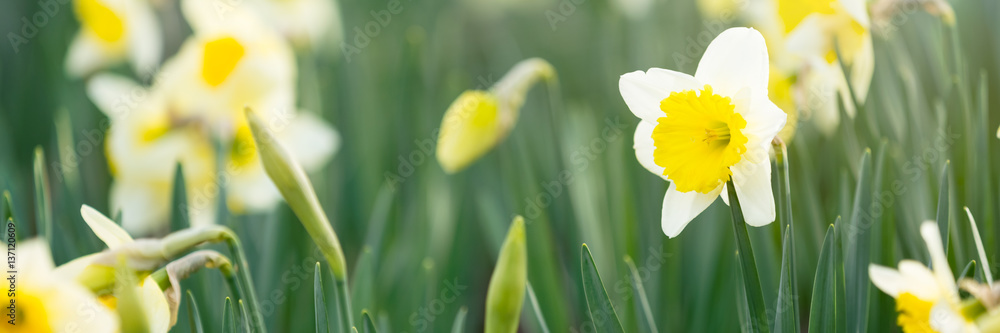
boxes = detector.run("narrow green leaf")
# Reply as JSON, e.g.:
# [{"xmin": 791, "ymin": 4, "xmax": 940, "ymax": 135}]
[
  {"xmin": 361, "ymin": 311, "xmax": 377, "ymax": 333},
  {"xmin": 2, "ymin": 191, "xmax": 12, "ymax": 223},
  {"xmin": 315, "ymin": 262, "xmax": 330, "ymax": 333},
  {"xmin": 170, "ymin": 163, "xmax": 190, "ymax": 231},
  {"xmin": 809, "ymin": 224, "xmax": 838, "ymax": 333},
  {"xmin": 937, "ymin": 161, "xmax": 951, "ymax": 254},
  {"xmin": 115, "ymin": 258, "xmax": 149, "ymax": 333},
  {"xmin": 845, "ymin": 149, "xmax": 872, "ymax": 333},
  {"xmin": 624, "ymin": 256, "xmax": 658, "ymax": 333},
  {"xmin": 350, "ymin": 246, "xmax": 376, "ymax": 319},
  {"xmin": 773, "ymin": 227, "xmax": 798, "ymax": 333},
  {"xmin": 773, "ymin": 142, "xmax": 800, "ymax": 332},
  {"xmin": 186, "ymin": 290, "xmax": 205, "ymax": 333},
  {"xmin": 965, "ymin": 207, "xmax": 994, "ymax": 286},
  {"xmin": 525, "ymin": 282, "xmax": 551, "ymax": 333},
  {"xmin": 960, "ymin": 261, "xmax": 977, "ymax": 280},
  {"xmin": 223, "ymin": 298, "xmax": 236, "ymax": 333},
  {"xmin": 451, "ymin": 307, "xmax": 469, "ymax": 333},
  {"xmin": 239, "ymin": 300, "xmax": 251, "ymax": 333},
  {"xmin": 32, "ymin": 146, "xmax": 51, "ymax": 243},
  {"xmin": 735, "ymin": 251, "xmax": 752, "ymax": 333},
  {"xmin": 726, "ymin": 181, "xmax": 769, "ymax": 333},
  {"xmin": 580, "ymin": 243, "xmax": 625, "ymax": 333}
]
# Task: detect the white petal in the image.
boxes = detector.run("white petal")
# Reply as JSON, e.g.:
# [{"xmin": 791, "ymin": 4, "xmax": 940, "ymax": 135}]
[
  {"xmin": 141, "ymin": 277, "xmax": 172, "ymax": 333},
  {"xmin": 86, "ymin": 74, "xmax": 141, "ymax": 118},
  {"xmin": 80, "ymin": 204, "xmax": 134, "ymax": 248},
  {"xmin": 275, "ymin": 112, "xmax": 340, "ymax": 171},
  {"xmin": 731, "ymin": 158, "xmax": 776, "ymax": 226},
  {"xmin": 66, "ymin": 33, "xmax": 117, "ymax": 78},
  {"xmin": 743, "ymin": 93, "xmax": 788, "ymax": 148},
  {"xmin": 20, "ymin": 239, "xmax": 55, "ymax": 276},
  {"xmin": 661, "ymin": 182, "xmax": 722, "ymax": 238},
  {"xmin": 838, "ymin": 0, "xmax": 870, "ymax": 28},
  {"xmin": 898, "ymin": 260, "xmax": 942, "ymax": 300},
  {"xmin": 784, "ymin": 16, "xmax": 827, "ymax": 59},
  {"xmin": 920, "ymin": 221, "xmax": 958, "ymax": 297},
  {"xmin": 619, "ymin": 68, "xmax": 701, "ymax": 123},
  {"xmin": 633, "ymin": 120, "xmax": 668, "ymax": 180},
  {"xmin": 126, "ymin": 0, "xmax": 162, "ymax": 76},
  {"xmin": 694, "ymin": 27, "xmax": 769, "ymax": 97},
  {"xmin": 848, "ymin": 33, "xmax": 874, "ymax": 103},
  {"xmin": 109, "ymin": 180, "xmax": 169, "ymax": 237},
  {"xmin": 868, "ymin": 264, "xmax": 904, "ymax": 297}
]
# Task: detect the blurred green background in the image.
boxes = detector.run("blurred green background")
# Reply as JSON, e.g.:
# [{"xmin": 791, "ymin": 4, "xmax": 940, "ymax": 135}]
[{"xmin": 1, "ymin": 0, "xmax": 1000, "ymax": 331}]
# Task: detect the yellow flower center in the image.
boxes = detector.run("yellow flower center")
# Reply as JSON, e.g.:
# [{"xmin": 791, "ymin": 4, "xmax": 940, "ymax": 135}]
[
  {"xmin": 202, "ymin": 37, "xmax": 246, "ymax": 87},
  {"xmin": 776, "ymin": 0, "xmax": 837, "ymax": 34},
  {"xmin": 74, "ymin": 0, "xmax": 125, "ymax": 43},
  {"xmin": 7, "ymin": 290, "xmax": 53, "ymax": 333},
  {"xmin": 896, "ymin": 292, "xmax": 937, "ymax": 333},
  {"xmin": 652, "ymin": 85, "xmax": 748, "ymax": 193},
  {"xmin": 230, "ymin": 123, "xmax": 258, "ymax": 168}
]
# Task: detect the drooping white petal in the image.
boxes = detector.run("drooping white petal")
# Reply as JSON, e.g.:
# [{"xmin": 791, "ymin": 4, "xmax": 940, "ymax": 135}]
[
  {"xmin": 109, "ymin": 179, "xmax": 169, "ymax": 237},
  {"xmin": 633, "ymin": 120, "xmax": 668, "ymax": 180},
  {"xmin": 275, "ymin": 112, "xmax": 340, "ymax": 171},
  {"xmin": 849, "ymin": 33, "xmax": 874, "ymax": 103},
  {"xmin": 66, "ymin": 33, "xmax": 118, "ymax": 78},
  {"xmin": 694, "ymin": 27, "xmax": 769, "ymax": 97},
  {"xmin": 80, "ymin": 204, "xmax": 134, "ymax": 248},
  {"xmin": 86, "ymin": 74, "xmax": 141, "ymax": 118},
  {"xmin": 868, "ymin": 264, "xmax": 905, "ymax": 298},
  {"xmin": 125, "ymin": 0, "xmax": 162, "ymax": 76},
  {"xmin": 730, "ymin": 157, "xmax": 776, "ymax": 226},
  {"xmin": 619, "ymin": 68, "xmax": 701, "ymax": 124},
  {"xmin": 661, "ymin": 182, "xmax": 722, "ymax": 238},
  {"xmin": 141, "ymin": 276, "xmax": 173, "ymax": 333},
  {"xmin": 920, "ymin": 222, "xmax": 958, "ymax": 299}
]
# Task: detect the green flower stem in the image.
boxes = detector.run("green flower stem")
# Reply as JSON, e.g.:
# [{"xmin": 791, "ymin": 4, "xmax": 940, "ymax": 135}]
[{"xmin": 727, "ymin": 180, "xmax": 770, "ymax": 333}]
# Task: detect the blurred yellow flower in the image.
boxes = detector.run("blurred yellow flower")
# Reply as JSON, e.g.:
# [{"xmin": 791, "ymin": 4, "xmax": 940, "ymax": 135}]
[
  {"xmin": 67, "ymin": 0, "xmax": 161, "ymax": 77},
  {"xmin": 7, "ymin": 239, "xmax": 119, "ymax": 333},
  {"xmin": 745, "ymin": 0, "xmax": 873, "ymax": 135},
  {"xmin": 619, "ymin": 28, "xmax": 786, "ymax": 237},
  {"xmin": 870, "ymin": 222, "xmax": 980, "ymax": 333},
  {"xmin": 436, "ymin": 58, "xmax": 555, "ymax": 173},
  {"xmin": 85, "ymin": 0, "xmax": 339, "ymax": 235}
]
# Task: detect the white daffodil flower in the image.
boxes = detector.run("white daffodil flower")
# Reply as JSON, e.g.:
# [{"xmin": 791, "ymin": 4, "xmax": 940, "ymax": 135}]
[
  {"xmin": 869, "ymin": 222, "xmax": 980, "ymax": 333},
  {"xmin": 9, "ymin": 239, "xmax": 119, "ymax": 333},
  {"xmin": 619, "ymin": 27, "xmax": 787, "ymax": 238},
  {"xmin": 67, "ymin": 0, "xmax": 161, "ymax": 78},
  {"xmin": 244, "ymin": 0, "xmax": 344, "ymax": 49},
  {"xmin": 772, "ymin": 0, "xmax": 874, "ymax": 135},
  {"xmin": 53, "ymin": 205, "xmax": 176, "ymax": 332}
]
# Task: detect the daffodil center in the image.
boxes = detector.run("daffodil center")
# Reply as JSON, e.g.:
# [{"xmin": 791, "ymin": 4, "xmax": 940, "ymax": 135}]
[
  {"xmin": 8, "ymin": 290, "xmax": 53, "ymax": 333},
  {"xmin": 74, "ymin": 0, "xmax": 125, "ymax": 43},
  {"xmin": 896, "ymin": 292, "xmax": 936, "ymax": 333},
  {"xmin": 776, "ymin": 0, "xmax": 837, "ymax": 34},
  {"xmin": 652, "ymin": 85, "xmax": 748, "ymax": 194},
  {"xmin": 202, "ymin": 37, "xmax": 246, "ymax": 87}
]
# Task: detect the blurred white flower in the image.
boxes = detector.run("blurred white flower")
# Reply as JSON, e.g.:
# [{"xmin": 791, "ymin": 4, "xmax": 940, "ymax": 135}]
[
  {"xmin": 245, "ymin": 0, "xmax": 344, "ymax": 49},
  {"xmin": 85, "ymin": 0, "xmax": 340, "ymax": 234},
  {"xmin": 745, "ymin": 0, "xmax": 874, "ymax": 135},
  {"xmin": 619, "ymin": 27, "xmax": 786, "ymax": 238},
  {"xmin": 8, "ymin": 239, "xmax": 119, "ymax": 333},
  {"xmin": 67, "ymin": 0, "xmax": 161, "ymax": 78},
  {"xmin": 869, "ymin": 222, "xmax": 980, "ymax": 333}
]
